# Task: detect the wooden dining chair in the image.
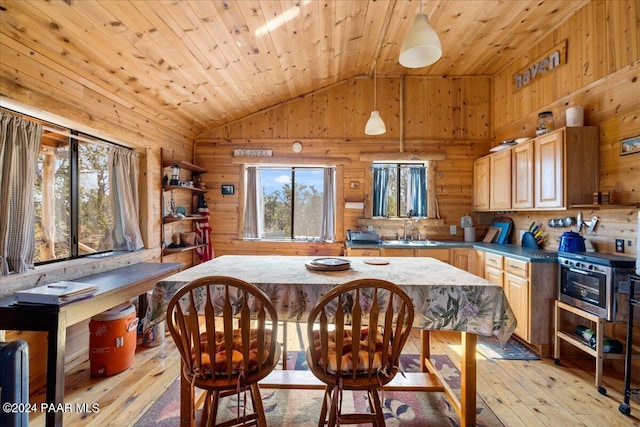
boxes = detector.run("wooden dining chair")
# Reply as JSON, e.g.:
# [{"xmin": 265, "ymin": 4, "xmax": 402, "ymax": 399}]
[
  {"xmin": 306, "ymin": 278, "xmax": 415, "ymax": 427},
  {"xmin": 166, "ymin": 276, "xmax": 280, "ymax": 427}
]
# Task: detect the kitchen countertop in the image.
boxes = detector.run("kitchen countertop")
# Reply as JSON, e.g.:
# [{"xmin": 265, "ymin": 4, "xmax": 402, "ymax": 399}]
[{"xmin": 346, "ymin": 240, "xmax": 558, "ymax": 263}]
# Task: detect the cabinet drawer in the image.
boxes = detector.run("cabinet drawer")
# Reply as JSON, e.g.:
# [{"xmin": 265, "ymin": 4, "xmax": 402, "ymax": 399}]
[
  {"xmin": 382, "ymin": 248, "xmax": 415, "ymax": 257},
  {"xmin": 346, "ymin": 248, "xmax": 381, "ymax": 257},
  {"xmin": 505, "ymin": 258, "xmax": 529, "ymax": 278},
  {"xmin": 484, "ymin": 253, "xmax": 504, "ymax": 269},
  {"xmin": 415, "ymin": 248, "xmax": 450, "ymax": 262},
  {"xmin": 485, "ymin": 266, "xmax": 504, "ymax": 287}
]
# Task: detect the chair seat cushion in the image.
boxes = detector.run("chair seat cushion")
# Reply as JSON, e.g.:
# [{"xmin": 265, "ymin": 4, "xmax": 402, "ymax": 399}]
[
  {"xmin": 192, "ymin": 329, "xmax": 273, "ymax": 376},
  {"xmin": 309, "ymin": 328, "xmax": 390, "ymax": 374}
]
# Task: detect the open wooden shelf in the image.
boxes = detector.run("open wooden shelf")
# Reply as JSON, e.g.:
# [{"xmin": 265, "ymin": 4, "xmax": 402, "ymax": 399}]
[
  {"xmin": 162, "ymin": 159, "xmax": 207, "ymax": 174},
  {"xmin": 162, "ymin": 215, "xmax": 207, "ymax": 224},
  {"xmin": 163, "ymin": 185, "xmax": 208, "ymax": 193},
  {"xmin": 163, "ymin": 243, "xmax": 206, "ymax": 255}
]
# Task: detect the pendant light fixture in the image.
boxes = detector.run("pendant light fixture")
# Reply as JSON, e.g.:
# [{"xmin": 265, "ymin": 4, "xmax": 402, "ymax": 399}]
[
  {"xmin": 364, "ymin": 61, "xmax": 386, "ymax": 135},
  {"xmin": 399, "ymin": 1, "xmax": 442, "ymax": 68}
]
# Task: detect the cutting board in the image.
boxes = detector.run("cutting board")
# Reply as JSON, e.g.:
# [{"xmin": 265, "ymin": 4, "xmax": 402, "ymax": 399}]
[{"xmin": 492, "ymin": 221, "xmax": 512, "ymax": 244}]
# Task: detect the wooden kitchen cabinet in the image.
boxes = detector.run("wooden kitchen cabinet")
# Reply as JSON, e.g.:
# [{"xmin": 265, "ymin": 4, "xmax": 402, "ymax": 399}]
[
  {"xmin": 512, "ymin": 140, "xmax": 535, "ymax": 210},
  {"xmin": 451, "ymin": 248, "xmax": 472, "ymax": 271},
  {"xmin": 504, "ymin": 258, "xmax": 530, "ymax": 341},
  {"xmin": 473, "ymin": 156, "xmax": 490, "ymax": 211},
  {"xmin": 415, "ymin": 248, "xmax": 450, "ymax": 263},
  {"xmin": 483, "ymin": 251, "xmax": 557, "ymax": 356},
  {"xmin": 489, "ymin": 150, "xmax": 512, "ymax": 210},
  {"xmin": 484, "ymin": 252, "xmax": 504, "ymax": 287},
  {"xmin": 474, "ymin": 127, "xmax": 598, "ymax": 212},
  {"xmin": 382, "ymin": 248, "xmax": 415, "ymax": 257},
  {"xmin": 534, "ymin": 127, "xmax": 599, "ymax": 209}
]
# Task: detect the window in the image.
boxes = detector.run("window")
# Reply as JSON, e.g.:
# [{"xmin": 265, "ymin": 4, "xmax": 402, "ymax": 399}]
[
  {"xmin": 372, "ymin": 163, "xmax": 427, "ymax": 218},
  {"xmin": 2, "ymin": 108, "xmax": 143, "ymax": 275},
  {"xmin": 244, "ymin": 166, "xmax": 335, "ymax": 241},
  {"xmin": 35, "ymin": 130, "xmax": 116, "ymax": 263}
]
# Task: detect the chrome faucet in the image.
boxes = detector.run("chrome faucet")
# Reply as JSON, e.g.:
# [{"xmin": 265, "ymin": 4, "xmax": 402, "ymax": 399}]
[{"xmin": 403, "ymin": 220, "xmax": 414, "ymax": 241}]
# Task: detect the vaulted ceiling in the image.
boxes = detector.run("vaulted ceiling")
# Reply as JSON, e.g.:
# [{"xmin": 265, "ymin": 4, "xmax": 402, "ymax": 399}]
[{"xmin": 0, "ymin": 0, "xmax": 588, "ymax": 136}]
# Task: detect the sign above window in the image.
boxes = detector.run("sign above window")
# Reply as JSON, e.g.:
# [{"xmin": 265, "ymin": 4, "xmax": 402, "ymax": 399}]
[{"xmin": 233, "ymin": 149, "xmax": 272, "ymax": 157}]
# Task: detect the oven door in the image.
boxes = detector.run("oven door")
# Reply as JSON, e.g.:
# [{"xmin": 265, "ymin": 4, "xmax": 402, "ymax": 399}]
[{"xmin": 559, "ymin": 265, "xmax": 611, "ymax": 319}]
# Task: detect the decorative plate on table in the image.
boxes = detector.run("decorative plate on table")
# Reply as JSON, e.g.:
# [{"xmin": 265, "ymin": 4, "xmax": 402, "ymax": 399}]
[{"xmin": 305, "ymin": 257, "xmax": 351, "ymax": 271}]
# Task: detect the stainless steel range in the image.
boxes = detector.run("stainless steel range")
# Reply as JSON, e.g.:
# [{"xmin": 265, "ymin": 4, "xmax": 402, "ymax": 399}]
[{"xmin": 558, "ymin": 251, "xmax": 637, "ymax": 321}]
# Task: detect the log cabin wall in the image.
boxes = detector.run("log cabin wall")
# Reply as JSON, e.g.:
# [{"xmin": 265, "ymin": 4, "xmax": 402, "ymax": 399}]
[
  {"xmin": 195, "ymin": 76, "xmax": 493, "ymax": 256},
  {"xmin": 491, "ymin": 0, "xmax": 640, "ymax": 256},
  {"xmin": 1, "ymin": 22, "xmax": 196, "ymax": 389}
]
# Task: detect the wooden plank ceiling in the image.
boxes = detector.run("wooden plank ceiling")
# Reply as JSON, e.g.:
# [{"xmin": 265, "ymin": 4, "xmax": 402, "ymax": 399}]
[{"xmin": 0, "ymin": 0, "xmax": 588, "ymax": 138}]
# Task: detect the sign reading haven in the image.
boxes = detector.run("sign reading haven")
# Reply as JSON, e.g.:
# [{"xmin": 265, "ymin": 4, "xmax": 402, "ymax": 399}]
[{"xmin": 514, "ymin": 40, "xmax": 567, "ymax": 91}]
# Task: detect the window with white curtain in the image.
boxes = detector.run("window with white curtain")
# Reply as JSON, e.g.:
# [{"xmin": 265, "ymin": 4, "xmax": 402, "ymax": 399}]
[
  {"xmin": 35, "ymin": 130, "xmax": 125, "ymax": 263},
  {"xmin": 244, "ymin": 166, "xmax": 336, "ymax": 241},
  {"xmin": 372, "ymin": 162, "xmax": 428, "ymax": 218},
  {"xmin": 0, "ymin": 108, "xmax": 137, "ymax": 265}
]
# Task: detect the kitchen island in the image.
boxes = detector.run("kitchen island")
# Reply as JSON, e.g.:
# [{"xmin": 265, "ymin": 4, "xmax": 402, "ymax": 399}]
[{"xmin": 149, "ymin": 255, "xmax": 516, "ymax": 427}]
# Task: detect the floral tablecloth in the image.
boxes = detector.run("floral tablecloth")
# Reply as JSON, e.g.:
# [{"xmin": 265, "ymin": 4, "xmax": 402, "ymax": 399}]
[{"xmin": 145, "ymin": 255, "xmax": 516, "ymax": 344}]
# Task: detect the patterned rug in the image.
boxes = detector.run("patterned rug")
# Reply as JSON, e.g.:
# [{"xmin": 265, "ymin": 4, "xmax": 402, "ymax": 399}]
[
  {"xmin": 476, "ymin": 335, "xmax": 540, "ymax": 360},
  {"xmin": 135, "ymin": 353, "xmax": 504, "ymax": 427}
]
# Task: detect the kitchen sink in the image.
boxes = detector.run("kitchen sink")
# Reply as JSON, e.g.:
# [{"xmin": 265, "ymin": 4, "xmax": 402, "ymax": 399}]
[{"xmin": 379, "ymin": 240, "xmax": 442, "ymax": 247}]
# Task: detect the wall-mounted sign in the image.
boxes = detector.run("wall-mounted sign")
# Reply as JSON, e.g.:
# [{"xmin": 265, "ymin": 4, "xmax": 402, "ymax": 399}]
[
  {"xmin": 233, "ymin": 149, "xmax": 272, "ymax": 157},
  {"xmin": 514, "ymin": 40, "xmax": 567, "ymax": 91}
]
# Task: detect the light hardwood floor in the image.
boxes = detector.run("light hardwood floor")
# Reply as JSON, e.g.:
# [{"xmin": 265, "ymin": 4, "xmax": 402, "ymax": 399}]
[{"xmin": 29, "ymin": 327, "xmax": 640, "ymax": 427}]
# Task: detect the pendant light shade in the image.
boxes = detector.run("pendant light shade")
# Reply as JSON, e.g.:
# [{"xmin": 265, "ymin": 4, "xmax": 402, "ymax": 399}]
[
  {"xmin": 365, "ymin": 111, "xmax": 386, "ymax": 135},
  {"xmin": 399, "ymin": 14, "xmax": 442, "ymax": 68},
  {"xmin": 365, "ymin": 62, "xmax": 386, "ymax": 135}
]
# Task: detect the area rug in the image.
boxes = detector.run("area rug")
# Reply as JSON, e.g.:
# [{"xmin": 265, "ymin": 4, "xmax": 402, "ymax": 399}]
[
  {"xmin": 135, "ymin": 353, "xmax": 504, "ymax": 427},
  {"xmin": 476, "ymin": 335, "xmax": 540, "ymax": 360}
]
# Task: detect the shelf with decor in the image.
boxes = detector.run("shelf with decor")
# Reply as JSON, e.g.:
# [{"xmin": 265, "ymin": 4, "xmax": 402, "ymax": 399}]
[
  {"xmin": 161, "ymin": 150, "xmax": 209, "ymax": 264},
  {"xmin": 162, "ymin": 215, "xmax": 207, "ymax": 224},
  {"xmin": 162, "ymin": 159, "xmax": 207, "ymax": 174},
  {"xmin": 163, "ymin": 243, "xmax": 207, "ymax": 255},
  {"xmin": 163, "ymin": 184, "xmax": 208, "ymax": 193}
]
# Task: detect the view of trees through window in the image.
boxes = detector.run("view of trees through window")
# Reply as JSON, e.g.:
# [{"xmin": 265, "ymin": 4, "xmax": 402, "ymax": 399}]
[
  {"xmin": 374, "ymin": 163, "xmax": 427, "ymax": 217},
  {"xmin": 259, "ymin": 167, "xmax": 325, "ymax": 240},
  {"xmin": 34, "ymin": 130, "xmax": 115, "ymax": 263}
]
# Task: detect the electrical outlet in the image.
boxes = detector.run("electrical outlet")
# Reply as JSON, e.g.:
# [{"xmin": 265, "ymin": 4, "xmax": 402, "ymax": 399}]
[
  {"xmin": 519, "ymin": 230, "xmax": 526, "ymax": 240},
  {"xmin": 615, "ymin": 239, "xmax": 624, "ymax": 253},
  {"xmin": 367, "ymin": 225, "xmax": 374, "ymax": 232},
  {"xmin": 450, "ymin": 225, "xmax": 457, "ymax": 235}
]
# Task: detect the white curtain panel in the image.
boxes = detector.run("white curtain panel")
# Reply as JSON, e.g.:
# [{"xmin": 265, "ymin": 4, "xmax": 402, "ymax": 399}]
[
  {"xmin": 243, "ymin": 166, "xmax": 263, "ymax": 238},
  {"xmin": 0, "ymin": 111, "xmax": 42, "ymax": 275},
  {"xmin": 109, "ymin": 146, "xmax": 144, "ymax": 251},
  {"xmin": 321, "ymin": 167, "xmax": 336, "ymax": 241}
]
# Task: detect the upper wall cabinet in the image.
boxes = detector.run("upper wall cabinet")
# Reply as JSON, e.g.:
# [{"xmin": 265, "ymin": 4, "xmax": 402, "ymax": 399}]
[
  {"xmin": 512, "ymin": 141, "xmax": 535, "ymax": 210},
  {"xmin": 474, "ymin": 127, "xmax": 599, "ymax": 212},
  {"xmin": 473, "ymin": 156, "xmax": 490, "ymax": 211},
  {"xmin": 489, "ymin": 150, "xmax": 512, "ymax": 210}
]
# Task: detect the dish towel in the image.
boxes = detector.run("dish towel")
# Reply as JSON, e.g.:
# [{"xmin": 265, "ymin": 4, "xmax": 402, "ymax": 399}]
[{"xmin": 195, "ymin": 205, "xmax": 214, "ymax": 262}]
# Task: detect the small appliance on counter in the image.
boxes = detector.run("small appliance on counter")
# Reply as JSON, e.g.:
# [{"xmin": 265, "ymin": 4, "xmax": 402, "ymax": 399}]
[{"xmin": 346, "ymin": 230, "xmax": 381, "ymax": 243}]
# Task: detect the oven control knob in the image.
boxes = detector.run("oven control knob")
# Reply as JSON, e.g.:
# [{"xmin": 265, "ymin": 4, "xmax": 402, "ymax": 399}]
[{"xmin": 576, "ymin": 262, "xmax": 582, "ymax": 268}]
